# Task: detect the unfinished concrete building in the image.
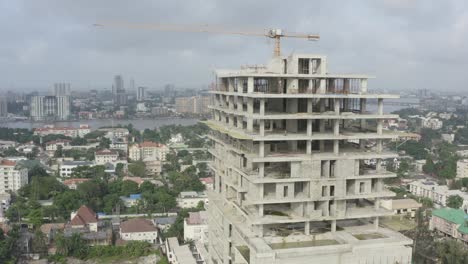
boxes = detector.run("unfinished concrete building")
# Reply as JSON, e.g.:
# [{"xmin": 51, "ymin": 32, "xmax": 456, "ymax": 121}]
[{"xmin": 205, "ymin": 54, "xmax": 413, "ymax": 264}]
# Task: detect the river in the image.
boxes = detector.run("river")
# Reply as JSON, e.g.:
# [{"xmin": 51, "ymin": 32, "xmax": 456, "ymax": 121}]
[{"xmin": 0, "ymin": 117, "xmax": 200, "ymax": 130}]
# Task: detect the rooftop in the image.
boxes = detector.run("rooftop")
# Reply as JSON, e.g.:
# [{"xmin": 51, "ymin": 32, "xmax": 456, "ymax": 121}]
[
  {"xmin": 433, "ymin": 208, "xmax": 468, "ymax": 234},
  {"xmin": 71, "ymin": 205, "xmax": 98, "ymax": 226},
  {"xmin": 186, "ymin": 211, "xmax": 208, "ymax": 225},
  {"xmin": 120, "ymin": 218, "xmax": 157, "ymax": 233}
]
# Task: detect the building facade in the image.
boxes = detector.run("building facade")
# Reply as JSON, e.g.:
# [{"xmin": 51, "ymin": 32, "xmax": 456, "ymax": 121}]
[
  {"xmin": 457, "ymin": 159, "xmax": 468, "ymax": 179},
  {"xmin": 128, "ymin": 141, "xmax": 169, "ymax": 161},
  {"xmin": 0, "ymin": 160, "xmax": 28, "ymax": 194},
  {"xmin": 206, "ymin": 54, "xmax": 413, "ymax": 263},
  {"xmin": 430, "ymin": 208, "xmax": 468, "ymax": 244},
  {"xmin": 30, "ymin": 95, "xmax": 70, "ymax": 121}
]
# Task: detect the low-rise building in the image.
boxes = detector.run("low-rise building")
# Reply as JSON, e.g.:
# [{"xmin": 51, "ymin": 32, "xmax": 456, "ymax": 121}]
[
  {"xmin": 457, "ymin": 159, "xmax": 468, "ymax": 179},
  {"xmin": 177, "ymin": 191, "xmax": 208, "ymax": 209},
  {"xmin": 63, "ymin": 178, "xmax": 90, "ymax": 190},
  {"xmin": 430, "ymin": 208, "xmax": 468, "ymax": 244},
  {"xmin": 183, "ymin": 211, "xmax": 208, "ymax": 243},
  {"xmin": 154, "ymin": 216, "xmax": 177, "ymax": 231},
  {"xmin": 45, "ymin": 139, "xmax": 71, "ymax": 152},
  {"xmin": 120, "ymin": 194, "xmax": 142, "ymax": 208},
  {"xmin": 97, "ymin": 127, "xmax": 129, "ymax": 139},
  {"xmin": 199, "ymin": 177, "xmax": 214, "ymax": 190},
  {"xmin": 59, "ymin": 160, "xmax": 94, "ymax": 177},
  {"xmin": 70, "ymin": 205, "xmax": 99, "ymax": 232},
  {"xmin": 0, "ymin": 159, "xmax": 28, "ymax": 194},
  {"xmin": 380, "ymin": 199, "xmax": 422, "ymax": 218},
  {"xmin": 120, "ymin": 218, "xmax": 158, "ymax": 243},
  {"xmin": 421, "ymin": 117, "xmax": 443, "ymax": 130},
  {"xmin": 34, "ymin": 124, "xmax": 90, "ymax": 138},
  {"xmin": 165, "ymin": 237, "xmax": 197, "ymax": 264},
  {"xmin": 129, "ymin": 141, "xmax": 169, "ymax": 161},
  {"xmin": 95, "ymin": 149, "xmax": 119, "ymax": 165},
  {"xmin": 409, "ymin": 179, "xmax": 468, "ymax": 211},
  {"xmin": 0, "ymin": 140, "xmax": 17, "ymax": 150},
  {"xmin": 144, "ymin": 160, "xmax": 162, "ymax": 175}
]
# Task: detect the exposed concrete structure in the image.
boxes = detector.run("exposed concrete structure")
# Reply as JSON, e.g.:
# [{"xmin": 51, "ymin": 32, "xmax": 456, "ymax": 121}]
[{"xmin": 206, "ymin": 54, "xmax": 413, "ymax": 263}]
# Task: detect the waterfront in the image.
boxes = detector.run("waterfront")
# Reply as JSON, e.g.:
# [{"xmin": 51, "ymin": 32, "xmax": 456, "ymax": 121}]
[{"xmin": 0, "ymin": 117, "xmax": 200, "ymax": 130}]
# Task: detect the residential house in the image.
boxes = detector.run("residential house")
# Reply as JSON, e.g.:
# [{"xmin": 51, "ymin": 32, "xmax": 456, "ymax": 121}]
[
  {"xmin": 177, "ymin": 191, "xmax": 209, "ymax": 209},
  {"xmin": 120, "ymin": 218, "xmax": 158, "ymax": 243},
  {"xmin": 63, "ymin": 178, "xmax": 90, "ymax": 190},
  {"xmin": 129, "ymin": 141, "xmax": 169, "ymax": 161},
  {"xmin": 95, "ymin": 149, "xmax": 119, "ymax": 165},
  {"xmin": 380, "ymin": 199, "xmax": 422, "ymax": 218},
  {"xmin": 183, "ymin": 211, "xmax": 208, "ymax": 243},
  {"xmin": 0, "ymin": 159, "xmax": 28, "ymax": 194},
  {"xmin": 430, "ymin": 208, "xmax": 468, "ymax": 244},
  {"xmin": 59, "ymin": 160, "xmax": 94, "ymax": 177},
  {"xmin": 70, "ymin": 205, "xmax": 99, "ymax": 232}
]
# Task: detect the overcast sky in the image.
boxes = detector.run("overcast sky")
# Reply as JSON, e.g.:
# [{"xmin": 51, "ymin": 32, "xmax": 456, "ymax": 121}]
[{"xmin": 1, "ymin": 0, "xmax": 468, "ymax": 92}]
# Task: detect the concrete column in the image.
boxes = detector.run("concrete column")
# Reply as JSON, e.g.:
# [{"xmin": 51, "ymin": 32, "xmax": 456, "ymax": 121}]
[
  {"xmin": 305, "ymin": 221, "xmax": 310, "ymax": 235},
  {"xmin": 259, "ymin": 141, "xmax": 265, "ymax": 158},
  {"xmin": 378, "ymin": 98, "xmax": 383, "ymax": 115},
  {"xmin": 247, "ymin": 118, "xmax": 253, "ymax": 132},
  {"xmin": 375, "ymin": 198, "xmax": 380, "ymax": 210},
  {"xmin": 247, "ymin": 98, "xmax": 254, "ymax": 114},
  {"xmin": 333, "ymin": 140, "xmax": 339, "ymax": 154},
  {"xmin": 343, "ymin": 79, "xmax": 350, "ymax": 93},
  {"xmin": 333, "ymin": 120, "xmax": 339, "ymax": 136},
  {"xmin": 377, "ymin": 120, "xmax": 383, "ymax": 135},
  {"xmin": 259, "ymin": 204, "xmax": 264, "ymax": 217},
  {"xmin": 258, "ymin": 163, "xmax": 264, "ymax": 177},
  {"xmin": 259, "ymin": 120, "xmax": 265, "ymax": 136},
  {"xmin": 307, "ymin": 98, "xmax": 313, "ymax": 113},
  {"xmin": 376, "ymin": 159, "xmax": 382, "ymax": 172},
  {"xmin": 376, "ymin": 139, "xmax": 382, "ymax": 153},
  {"xmin": 229, "ymin": 115, "xmax": 234, "ymax": 127},
  {"xmin": 319, "ymin": 99, "xmax": 325, "ymax": 112},
  {"xmin": 374, "ymin": 217, "xmax": 379, "ymax": 230},
  {"xmin": 237, "ymin": 117, "xmax": 243, "ymax": 129},
  {"xmin": 260, "ymin": 98, "xmax": 265, "ymax": 115},
  {"xmin": 334, "ymin": 98, "xmax": 340, "ymax": 114},
  {"xmin": 319, "ymin": 79, "xmax": 326, "ymax": 94},
  {"xmin": 319, "ymin": 140, "xmax": 325, "ymax": 151},
  {"xmin": 228, "ymin": 78, "xmax": 234, "ymax": 92},
  {"xmin": 331, "ymin": 220, "xmax": 337, "ymax": 232},
  {"xmin": 247, "ymin": 77, "xmax": 254, "ymax": 93},
  {"xmin": 361, "ymin": 79, "xmax": 368, "ymax": 93},
  {"xmin": 307, "ymin": 140, "xmax": 312, "ymax": 154},
  {"xmin": 307, "ymin": 120, "xmax": 312, "ymax": 136}
]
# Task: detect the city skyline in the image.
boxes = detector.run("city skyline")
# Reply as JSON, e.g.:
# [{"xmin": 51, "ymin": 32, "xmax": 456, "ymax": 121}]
[{"xmin": 1, "ymin": 1, "xmax": 468, "ymax": 92}]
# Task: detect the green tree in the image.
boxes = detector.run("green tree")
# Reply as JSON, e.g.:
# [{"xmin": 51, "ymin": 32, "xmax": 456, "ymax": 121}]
[
  {"xmin": 115, "ymin": 163, "xmax": 125, "ymax": 177},
  {"xmin": 54, "ymin": 145, "xmax": 63, "ymax": 158},
  {"xmin": 436, "ymin": 239, "xmax": 468, "ymax": 264},
  {"xmin": 423, "ymin": 157, "xmax": 435, "ymax": 175},
  {"xmin": 128, "ymin": 161, "xmax": 146, "ymax": 177},
  {"xmin": 447, "ymin": 195, "xmax": 463, "ymax": 209},
  {"xmin": 53, "ymin": 190, "xmax": 82, "ymax": 219},
  {"xmin": 121, "ymin": 180, "xmax": 139, "ymax": 196}
]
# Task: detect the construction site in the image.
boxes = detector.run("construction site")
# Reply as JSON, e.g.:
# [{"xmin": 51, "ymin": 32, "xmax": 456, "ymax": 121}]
[{"xmin": 204, "ymin": 37, "xmax": 413, "ymax": 263}]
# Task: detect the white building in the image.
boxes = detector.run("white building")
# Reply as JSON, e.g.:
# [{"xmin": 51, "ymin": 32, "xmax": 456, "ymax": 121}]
[
  {"xmin": 421, "ymin": 117, "xmax": 443, "ymax": 130},
  {"xmin": 457, "ymin": 159, "xmax": 468, "ymax": 179},
  {"xmin": 0, "ymin": 140, "xmax": 17, "ymax": 150},
  {"xmin": 45, "ymin": 139, "xmax": 71, "ymax": 152},
  {"xmin": 59, "ymin": 161, "xmax": 94, "ymax": 177},
  {"xmin": 34, "ymin": 124, "xmax": 90, "ymax": 138},
  {"xmin": 0, "ymin": 160, "xmax": 28, "ymax": 194},
  {"xmin": 183, "ymin": 211, "xmax": 208, "ymax": 243},
  {"xmin": 165, "ymin": 237, "xmax": 197, "ymax": 264},
  {"xmin": 98, "ymin": 128, "xmax": 129, "ymax": 139},
  {"xmin": 380, "ymin": 199, "xmax": 422, "ymax": 218},
  {"xmin": 120, "ymin": 218, "xmax": 158, "ymax": 243},
  {"xmin": 177, "ymin": 191, "xmax": 208, "ymax": 209},
  {"xmin": 95, "ymin": 149, "xmax": 119, "ymax": 165},
  {"xmin": 129, "ymin": 141, "xmax": 169, "ymax": 161},
  {"xmin": 409, "ymin": 179, "xmax": 468, "ymax": 211}
]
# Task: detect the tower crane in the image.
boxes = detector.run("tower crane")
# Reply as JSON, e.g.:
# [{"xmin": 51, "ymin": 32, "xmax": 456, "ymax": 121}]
[{"xmin": 93, "ymin": 22, "xmax": 319, "ymax": 57}]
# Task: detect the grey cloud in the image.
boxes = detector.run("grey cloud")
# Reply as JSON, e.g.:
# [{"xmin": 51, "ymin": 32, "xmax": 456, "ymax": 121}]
[{"xmin": 0, "ymin": 0, "xmax": 467, "ymax": 92}]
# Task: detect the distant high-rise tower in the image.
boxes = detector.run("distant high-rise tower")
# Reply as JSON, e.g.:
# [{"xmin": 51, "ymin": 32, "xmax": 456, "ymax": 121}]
[
  {"xmin": 113, "ymin": 75, "xmax": 127, "ymax": 106},
  {"xmin": 130, "ymin": 78, "xmax": 135, "ymax": 91},
  {"xmin": 137, "ymin": 87, "xmax": 146, "ymax": 102},
  {"xmin": 54, "ymin": 83, "xmax": 71, "ymax": 96},
  {"xmin": 0, "ymin": 97, "xmax": 7, "ymax": 117},
  {"xmin": 30, "ymin": 95, "xmax": 70, "ymax": 121}
]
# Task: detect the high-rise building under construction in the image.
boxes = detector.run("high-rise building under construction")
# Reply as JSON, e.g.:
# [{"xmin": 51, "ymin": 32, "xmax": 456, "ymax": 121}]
[{"xmin": 205, "ymin": 54, "xmax": 413, "ymax": 264}]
